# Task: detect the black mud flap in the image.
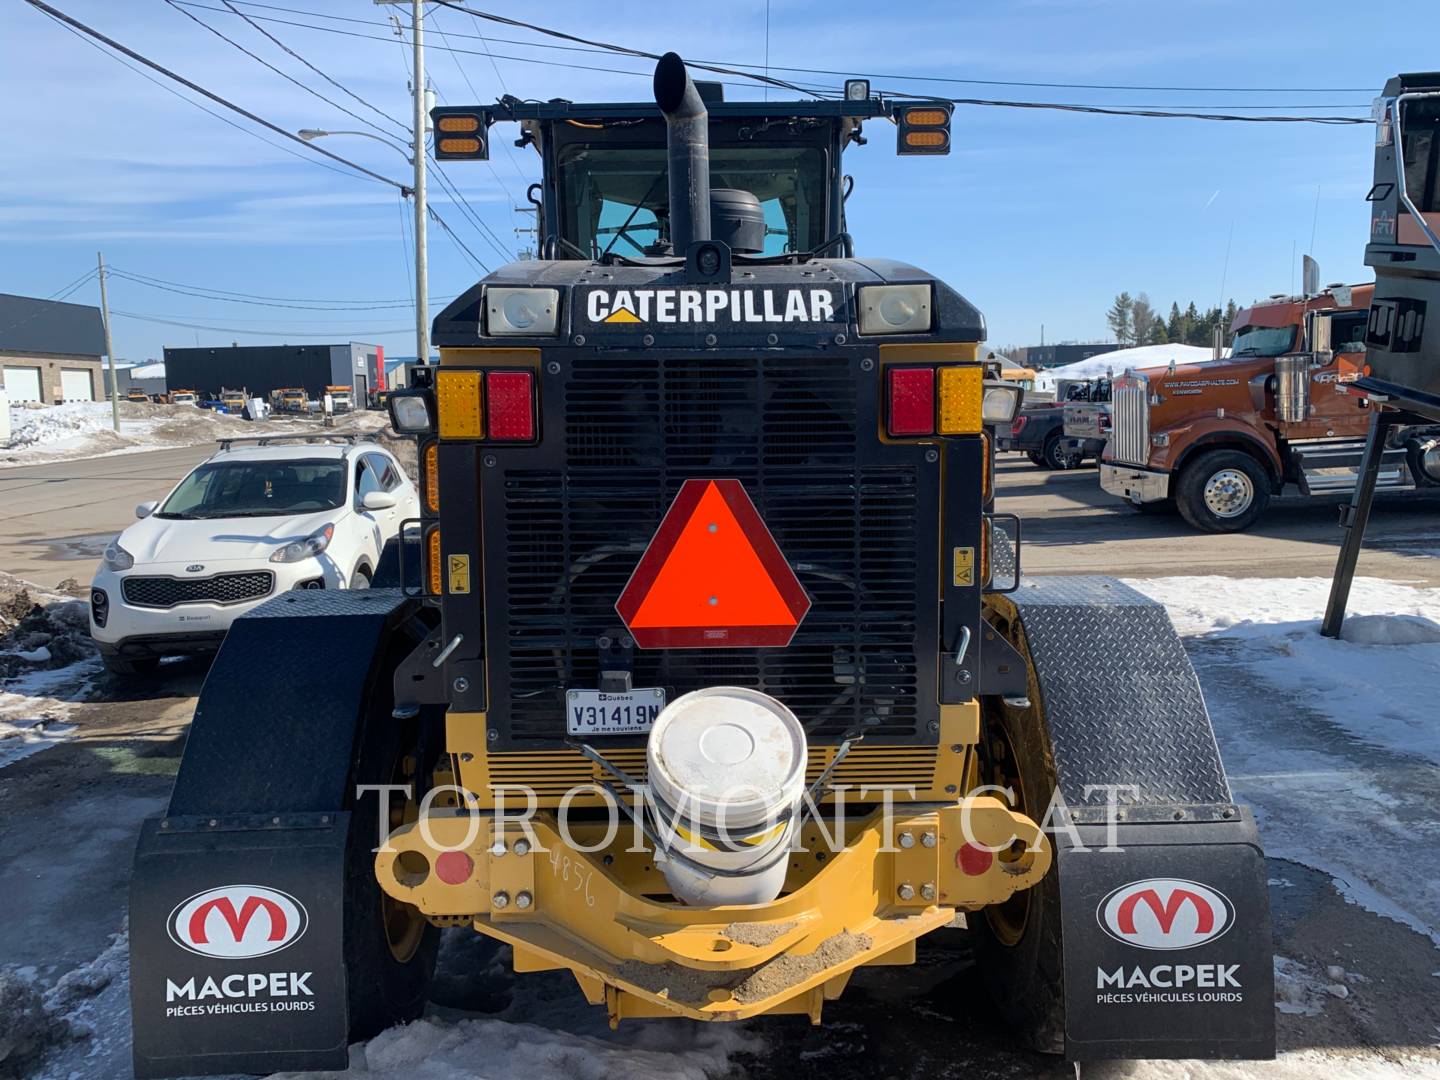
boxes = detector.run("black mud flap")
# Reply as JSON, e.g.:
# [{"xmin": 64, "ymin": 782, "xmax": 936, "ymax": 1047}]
[
  {"xmin": 128, "ymin": 589, "xmax": 421, "ymax": 1078},
  {"xmin": 1058, "ymin": 809, "xmax": 1275, "ymax": 1062},
  {"xmin": 130, "ymin": 814, "xmax": 351, "ymax": 1078}
]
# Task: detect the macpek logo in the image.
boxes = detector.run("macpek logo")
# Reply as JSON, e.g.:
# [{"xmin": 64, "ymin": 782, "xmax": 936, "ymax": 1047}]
[
  {"xmin": 1097, "ymin": 878, "xmax": 1233, "ymax": 951},
  {"xmin": 167, "ymin": 885, "xmax": 308, "ymax": 959}
]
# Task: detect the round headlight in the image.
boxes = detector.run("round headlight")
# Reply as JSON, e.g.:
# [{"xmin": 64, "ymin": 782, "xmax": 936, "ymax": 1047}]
[
  {"xmin": 879, "ymin": 292, "xmax": 918, "ymax": 327},
  {"xmin": 502, "ymin": 292, "xmax": 541, "ymax": 330}
]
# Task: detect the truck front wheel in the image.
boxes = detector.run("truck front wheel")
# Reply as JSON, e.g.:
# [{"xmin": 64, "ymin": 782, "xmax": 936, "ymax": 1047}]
[
  {"xmin": 1042, "ymin": 432, "xmax": 1081, "ymax": 470},
  {"xmin": 1176, "ymin": 449, "xmax": 1270, "ymax": 532}
]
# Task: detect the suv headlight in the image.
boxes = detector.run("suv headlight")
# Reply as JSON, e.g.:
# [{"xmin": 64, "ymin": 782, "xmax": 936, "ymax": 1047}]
[
  {"xmin": 857, "ymin": 284, "xmax": 932, "ymax": 335},
  {"xmin": 486, "ymin": 287, "xmax": 559, "ymax": 336},
  {"xmin": 103, "ymin": 540, "xmax": 134, "ymax": 572},
  {"xmin": 270, "ymin": 524, "xmax": 335, "ymax": 564}
]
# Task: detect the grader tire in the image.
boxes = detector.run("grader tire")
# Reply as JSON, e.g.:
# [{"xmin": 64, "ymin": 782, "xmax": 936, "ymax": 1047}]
[
  {"xmin": 344, "ymin": 703, "xmax": 440, "ymax": 1040},
  {"xmin": 975, "ymin": 697, "xmax": 1065, "ymax": 1055}
]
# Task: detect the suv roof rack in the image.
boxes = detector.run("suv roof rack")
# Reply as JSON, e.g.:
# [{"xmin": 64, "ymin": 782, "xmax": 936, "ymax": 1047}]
[{"xmin": 215, "ymin": 434, "xmax": 362, "ymax": 452}]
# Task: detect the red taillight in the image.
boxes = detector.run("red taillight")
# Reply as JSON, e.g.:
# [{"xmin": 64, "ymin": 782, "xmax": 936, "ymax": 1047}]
[
  {"xmin": 1010, "ymin": 415, "xmax": 1028, "ymax": 434},
  {"xmin": 886, "ymin": 367, "xmax": 935, "ymax": 436},
  {"xmin": 485, "ymin": 370, "xmax": 535, "ymax": 441}
]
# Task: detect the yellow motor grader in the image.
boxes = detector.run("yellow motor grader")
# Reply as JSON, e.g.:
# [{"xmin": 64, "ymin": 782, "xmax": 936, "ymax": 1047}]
[{"xmin": 127, "ymin": 55, "xmax": 1273, "ymax": 1077}]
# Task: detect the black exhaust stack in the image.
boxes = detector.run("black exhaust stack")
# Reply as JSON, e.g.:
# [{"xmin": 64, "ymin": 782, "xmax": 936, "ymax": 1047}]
[{"xmin": 654, "ymin": 52, "xmax": 710, "ymax": 250}]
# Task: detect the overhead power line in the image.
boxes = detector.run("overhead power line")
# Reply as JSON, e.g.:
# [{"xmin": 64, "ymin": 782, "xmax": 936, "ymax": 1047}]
[
  {"xmin": 220, "ymin": 0, "xmax": 409, "ymax": 136},
  {"xmin": 108, "ymin": 269, "xmax": 451, "ymax": 310},
  {"xmin": 169, "ymin": 0, "xmax": 1371, "ymax": 122},
  {"xmin": 222, "ymin": 0, "xmax": 1375, "ymax": 95},
  {"xmin": 22, "ymin": 0, "xmax": 411, "ymax": 190},
  {"xmin": 110, "ymin": 309, "xmax": 414, "ymax": 336},
  {"xmin": 109, "ymin": 267, "xmax": 450, "ymax": 306},
  {"xmin": 161, "ymin": 0, "xmax": 403, "ymax": 142},
  {"xmin": 213, "ymin": 0, "xmax": 1376, "ymax": 95}
]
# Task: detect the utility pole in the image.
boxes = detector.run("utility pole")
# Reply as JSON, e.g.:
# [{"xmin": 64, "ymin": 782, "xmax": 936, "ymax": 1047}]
[
  {"xmin": 410, "ymin": 0, "xmax": 428, "ymax": 365},
  {"xmin": 97, "ymin": 251, "xmax": 120, "ymax": 432}
]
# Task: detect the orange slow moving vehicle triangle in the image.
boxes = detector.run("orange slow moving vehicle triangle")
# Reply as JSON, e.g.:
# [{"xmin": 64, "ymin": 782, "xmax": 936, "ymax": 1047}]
[{"xmin": 616, "ymin": 479, "xmax": 811, "ymax": 648}]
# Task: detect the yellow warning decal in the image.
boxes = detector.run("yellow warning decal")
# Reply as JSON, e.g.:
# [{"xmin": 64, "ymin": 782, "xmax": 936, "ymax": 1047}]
[
  {"xmin": 448, "ymin": 554, "xmax": 472, "ymax": 594},
  {"xmin": 603, "ymin": 302, "xmax": 642, "ymax": 324},
  {"xmin": 953, "ymin": 546, "xmax": 975, "ymax": 587}
]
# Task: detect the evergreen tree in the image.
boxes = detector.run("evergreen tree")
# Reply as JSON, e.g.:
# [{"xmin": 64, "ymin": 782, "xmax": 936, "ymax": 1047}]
[
  {"xmin": 1106, "ymin": 292, "xmax": 1135, "ymax": 345},
  {"xmin": 1131, "ymin": 293, "xmax": 1157, "ymax": 346},
  {"xmin": 1183, "ymin": 302, "xmax": 1204, "ymax": 346},
  {"xmin": 1151, "ymin": 315, "xmax": 1169, "ymax": 344},
  {"xmin": 1166, "ymin": 302, "xmax": 1184, "ymax": 344}
]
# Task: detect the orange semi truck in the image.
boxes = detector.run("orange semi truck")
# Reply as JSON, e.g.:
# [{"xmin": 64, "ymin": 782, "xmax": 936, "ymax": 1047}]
[{"xmin": 1100, "ymin": 283, "xmax": 1440, "ymax": 531}]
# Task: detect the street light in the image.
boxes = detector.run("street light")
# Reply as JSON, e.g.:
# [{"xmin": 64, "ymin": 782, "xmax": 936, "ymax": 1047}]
[
  {"xmin": 297, "ymin": 129, "xmax": 413, "ymax": 165},
  {"xmin": 297, "ymin": 120, "xmax": 428, "ymax": 368}
]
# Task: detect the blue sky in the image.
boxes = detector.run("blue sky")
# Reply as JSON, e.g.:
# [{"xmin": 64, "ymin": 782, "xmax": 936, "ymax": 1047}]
[{"xmin": 2, "ymin": 0, "xmax": 1433, "ymax": 362}]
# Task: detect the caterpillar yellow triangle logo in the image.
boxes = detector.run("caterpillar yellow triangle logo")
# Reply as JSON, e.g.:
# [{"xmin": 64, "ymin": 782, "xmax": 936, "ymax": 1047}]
[{"xmin": 603, "ymin": 300, "xmax": 642, "ymax": 324}]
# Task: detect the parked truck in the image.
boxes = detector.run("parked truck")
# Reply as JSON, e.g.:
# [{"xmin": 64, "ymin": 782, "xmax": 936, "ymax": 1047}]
[
  {"xmin": 126, "ymin": 55, "xmax": 1274, "ymax": 1078},
  {"xmin": 1324, "ymin": 73, "xmax": 1440, "ymax": 633},
  {"xmin": 269, "ymin": 386, "xmax": 310, "ymax": 414},
  {"xmin": 999, "ymin": 377, "xmax": 1110, "ymax": 469},
  {"xmin": 325, "ymin": 384, "xmax": 354, "ymax": 413},
  {"xmin": 1099, "ymin": 282, "xmax": 1439, "ymax": 531}
]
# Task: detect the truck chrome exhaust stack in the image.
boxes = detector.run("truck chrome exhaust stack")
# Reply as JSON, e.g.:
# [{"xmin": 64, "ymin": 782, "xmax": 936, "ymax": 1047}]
[{"xmin": 653, "ymin": 51, "xmax": 711, "ymax": 251}]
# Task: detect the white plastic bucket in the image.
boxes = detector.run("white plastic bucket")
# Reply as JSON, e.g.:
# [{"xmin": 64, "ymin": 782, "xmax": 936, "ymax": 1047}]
[{"xmin": 645, "ymin": 686, "xmax": 807, "ymax": 906}]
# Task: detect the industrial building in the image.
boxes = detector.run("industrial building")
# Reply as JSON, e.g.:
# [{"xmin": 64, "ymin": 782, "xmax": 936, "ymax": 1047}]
[
  {"xmin": 1013, "ymin": 342, "xmax": 1120, "ymax": 369},
  {"xmin": 0, "ymin": 292, "xmax": 107, "ymax": 403},
  {"xmin": 160, "ymin": 342, "xmax": 385, "ymax": 401},
  {"xmin": 103, "ymin": 361, "xmax": 168, "ymax": 398}
]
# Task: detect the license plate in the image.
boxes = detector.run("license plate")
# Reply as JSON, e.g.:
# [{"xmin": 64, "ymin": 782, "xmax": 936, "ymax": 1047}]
[{"xmin": 565, "ymin": 688, "xmax": 666, "ymax": 735}]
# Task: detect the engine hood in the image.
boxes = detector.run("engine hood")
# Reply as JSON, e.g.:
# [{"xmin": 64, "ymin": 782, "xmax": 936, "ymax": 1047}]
[{"xmin": 115, "ymin": 508, "xmax": 343, "ymax": 568}]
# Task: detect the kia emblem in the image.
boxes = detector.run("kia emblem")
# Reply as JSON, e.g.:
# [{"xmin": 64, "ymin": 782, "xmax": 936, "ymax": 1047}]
[
  {"xmin": 167, "ymin": 885, "xmax": 308, "ymax": 959},
  {"xmin": 1097, "ymin": 878, "xmax": 1234, "ymax": 951},
  {"xmin": 186, "ymin": 564, "xmax": 205, "ymax": 573}
]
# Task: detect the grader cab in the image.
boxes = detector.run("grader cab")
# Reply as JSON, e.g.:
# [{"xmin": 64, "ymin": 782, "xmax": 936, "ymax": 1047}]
[{"xmin": 127, "ymin": 55, "xmax": 1274, "ymax": 1077}]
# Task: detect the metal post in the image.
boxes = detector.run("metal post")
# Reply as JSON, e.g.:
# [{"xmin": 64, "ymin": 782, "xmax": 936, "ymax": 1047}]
[
  {"xmin": 411, "ymin": 0, "xmax": 428, "ymax": 367},
  {"xmin": 1321, "ymin": 409, "xmax": 1396, "ymax": 638},
  {"xmin": 97, "ymin": 251, "xmax": 120, "ymax": 432}
]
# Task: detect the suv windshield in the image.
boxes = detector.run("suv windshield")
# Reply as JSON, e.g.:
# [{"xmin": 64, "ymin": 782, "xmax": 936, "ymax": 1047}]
[
  {"xmin": 156, "ymin": 458, "xmax": 346, "ymax": 519},
  {"xmin": 557, "ymin": 144, "xmax": 827, "ymax": 258},
  {"xmin": 1230, "ymin": 325, "xmax": 1296, "ymax": 357}
]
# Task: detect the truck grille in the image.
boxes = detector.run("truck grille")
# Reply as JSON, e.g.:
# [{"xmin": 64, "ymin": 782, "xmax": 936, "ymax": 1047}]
[
  {"xmin": 489, "ymin": 355, "xmax": 934, "ymax": 748},
  {"xmin": 1110, "ymin": 374, "xmax": 1149, "ymax": 465},
  {"xmin": 122, "ymin": 571, "xmax": 274, "ymax": 609}
]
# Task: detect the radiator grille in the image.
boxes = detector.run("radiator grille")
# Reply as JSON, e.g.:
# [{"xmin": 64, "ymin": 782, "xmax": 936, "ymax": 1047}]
[
  {"xmin": 1109, "ymin": 374, "xmax": 1150, "ymax": 465},
  {"xmin": 122, "ymin": 571, "xmax": 274, "ymax": 608},
  {"xmin": 489, "ymin": 355, "xmax": 932, "ymax": 748}
]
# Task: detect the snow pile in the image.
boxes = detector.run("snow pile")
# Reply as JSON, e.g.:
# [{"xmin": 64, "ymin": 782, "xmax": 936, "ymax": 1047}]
[
  {"xmin": 9, "ymin": 928, "xmax": 130, "ymax": 1080},
  {"xmin": 1127, "ymin": 576, "xmax": 1440, "ymax": 767},
  {"xmin": 1034, "ymin": 343, "xmax": 1223, "ymax": 390},
  {"xmin": 0, "ymin": 573, "xmax": 99, "ymax": 770}
]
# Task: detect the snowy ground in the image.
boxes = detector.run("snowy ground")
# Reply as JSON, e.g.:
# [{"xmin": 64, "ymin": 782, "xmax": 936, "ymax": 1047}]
[
  {"xmin": 4, "ymin": 575, "xmax": 1439, "ymax": 1079},
  {"xmin": 1, "ymin": 401, "xmax": 392, "ymax": 470},
  {"xmin": 0, "ymin": 573, "xmax": 100, "ymax": 770}
]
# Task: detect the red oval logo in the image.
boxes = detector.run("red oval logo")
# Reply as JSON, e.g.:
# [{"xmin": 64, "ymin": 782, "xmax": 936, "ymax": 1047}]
[
  {"xmin": 1096, "ymin": 878, "xmax": 1233, "ymax": 951},
  {"xmin": 167, "ymin": 885, "xmax": 307, "ymax": 959}
]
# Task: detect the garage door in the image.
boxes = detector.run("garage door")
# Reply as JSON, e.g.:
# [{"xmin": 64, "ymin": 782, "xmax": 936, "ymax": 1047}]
[
  {"xmin": 2, "ymin": 366, "xmax": 42, "ymax": 403},
  {"xmin": 61, "ymin": 368, "xmax": 94, "ymax": 402}
]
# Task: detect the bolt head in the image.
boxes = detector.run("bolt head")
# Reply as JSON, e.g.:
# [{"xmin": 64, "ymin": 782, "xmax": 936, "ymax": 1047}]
[
  {"xmin": 492, "ymin": 890, "xmax": 510, "ymax": 909},
  {"xmin": 898, "ymin": 831, "xmax": 915, "ymax": 849},
  {"xmin": 920, "ymin": 883, "xmax": 936, "ymax": 901},
  {"xmin": 513, "ymin": 838, "xmax": 531, "ymax": 856},
  {"xmin": 453, "ymin": 677, "xmax": 470, "ymax": 693},
  {"xmin": 897, "ymin": 883, "xmax": 915, "ymax": 901},
  {"xmin": 547, "ymin": 360, "xmax": 561, "ymax": 374},
  {"xmin": 515, "ymin": 891, "xmax": 533, "ymax": 910},
  {"xmin": 921, "ymin": 831, "xmax": 937, "ymax": 848},
  {"xmin": 490, "ymin": 841, "xmax": 506, "ymax": 857}
]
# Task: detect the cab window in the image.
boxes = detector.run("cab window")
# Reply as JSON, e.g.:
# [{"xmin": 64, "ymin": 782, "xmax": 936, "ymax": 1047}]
[{"xmin": 1327, "ymin": 311, "xmax": 1369, "ymax": 354}]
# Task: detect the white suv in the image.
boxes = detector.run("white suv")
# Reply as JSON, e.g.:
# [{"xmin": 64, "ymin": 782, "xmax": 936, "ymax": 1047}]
[{"xmin": 89, "ymin": 438, "xmax": 418, "ymax": 676}]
